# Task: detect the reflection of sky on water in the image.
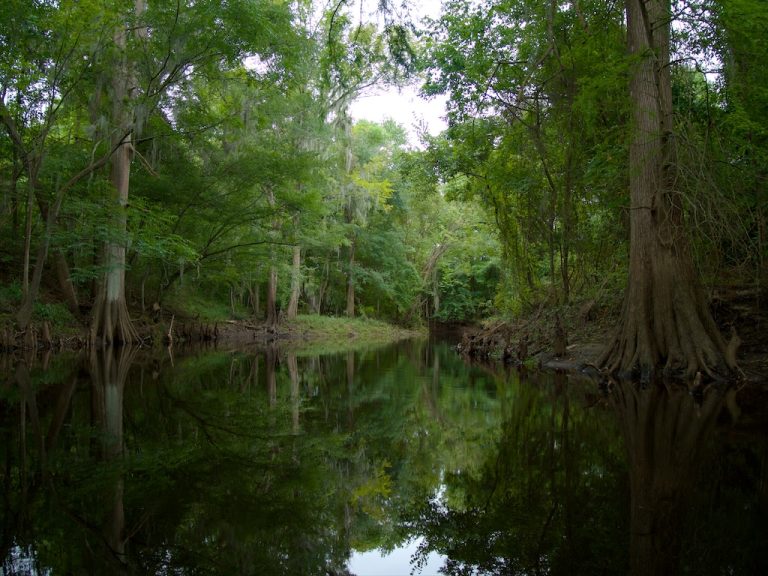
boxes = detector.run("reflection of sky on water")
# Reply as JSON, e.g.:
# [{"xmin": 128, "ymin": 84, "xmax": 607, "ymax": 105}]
[
  {"xmin": 6, "ymin": 546, "xmax": 51, "ymax": 576},
  {"xmin": 349, "ymin": 538, "xmax": 445, "ymax": 576}
]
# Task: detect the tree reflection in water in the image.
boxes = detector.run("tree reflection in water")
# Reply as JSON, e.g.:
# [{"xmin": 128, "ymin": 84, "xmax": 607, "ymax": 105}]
[
  {"xmin": 89, "ymin": 345, "xmax": 137, "ymax": 572},
  {"xmin": 411, "ymin": 369, "xmax": 629, "ymax": 575},
  {"xmin": 613, "ymin": 380, "xmax": 724, "ymax": 575},
  {"xmin": 1, "ymin": 347, "xmax": 353, "ymax": 575},
  {"xmin": 412, "ymin": 371, "xmax": 768, "ymax": 576},
  {"xmin": 0, "ymin": 343, "xmax": 766, "ymax": 575}
]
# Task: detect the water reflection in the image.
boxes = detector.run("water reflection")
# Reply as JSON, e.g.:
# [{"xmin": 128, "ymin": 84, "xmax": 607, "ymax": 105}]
[
  {"xmin": 613, "ymin": 381, "xmax": 722, "ymax": 575},
  {"xmin": 409, "ymin": 369, "xmax": 629, "ymax": 575},
  {"xmin": 0, "ymin": 342, "xmax": 766, "ymax": 575},
  {"xmin": 88, "ymin": 346, "xmax": 137, "ymax": 570}
]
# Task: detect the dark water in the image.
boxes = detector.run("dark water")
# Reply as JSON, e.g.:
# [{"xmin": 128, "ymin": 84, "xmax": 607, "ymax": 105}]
[{"xmin": 0, "ymin": 339, "xmax": 766, "ymax": 575}]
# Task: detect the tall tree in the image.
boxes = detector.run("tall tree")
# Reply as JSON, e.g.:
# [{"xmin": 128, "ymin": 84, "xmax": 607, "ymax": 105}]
[
  {"xmin": 599, "ymin": 0, "xmax": 734, "ymax": 379},
  {"xmin": 90, "ymin": 0, "xmax": 144, "ymax": 346},
  {"xmin": 85, "ymin": 0, "xmax": 300, "ymax": 341}
]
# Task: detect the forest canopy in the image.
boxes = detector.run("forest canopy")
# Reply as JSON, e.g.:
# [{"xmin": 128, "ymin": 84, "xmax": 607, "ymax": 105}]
[{"xmin": 1, "ymin": 0, "xmax": 765, "ymax": 378}]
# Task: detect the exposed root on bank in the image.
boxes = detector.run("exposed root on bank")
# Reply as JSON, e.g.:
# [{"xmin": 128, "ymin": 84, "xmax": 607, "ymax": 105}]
[
  {"xmin": 448, "ymin": 285, "xmax": 767, "ymax": 384},
  {"xmin": 89, "ymin": 296, "xmax": 140, "ymax": 348},
  {"xmin": 598, "ymin": 270, "xmax": 739, "ymax": 383}
]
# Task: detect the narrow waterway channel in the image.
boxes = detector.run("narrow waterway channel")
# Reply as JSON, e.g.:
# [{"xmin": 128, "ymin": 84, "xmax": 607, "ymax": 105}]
[{"xmin": 0, "ymin": 338, "xmax": 766, "ymax": 575}]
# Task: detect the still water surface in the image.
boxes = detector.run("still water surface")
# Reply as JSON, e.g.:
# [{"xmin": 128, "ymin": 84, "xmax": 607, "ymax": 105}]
[{"xmin": 1, "ymin": 339, "xmax": 766, "ymax": 575}]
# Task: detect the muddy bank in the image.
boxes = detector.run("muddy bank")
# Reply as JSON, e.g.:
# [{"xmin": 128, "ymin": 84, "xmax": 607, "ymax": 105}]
[
  {"xmin": 0, "ymin": 318, "xmax": 225, "ymax": 352},
  {"xmin": 456, "ymin": 289, "xmax": 768, "ymax": 385},
  {"xmin": 456, "ymin": 300, "xmax": 615, "ymax": 370}
]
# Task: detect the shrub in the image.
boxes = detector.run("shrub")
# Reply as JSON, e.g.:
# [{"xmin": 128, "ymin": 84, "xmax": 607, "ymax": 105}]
[
  {"xmin": 33, "ymin": 302, "xmax": 76, "ymax": 329},
  {"xmin": 0, "ymin": 282, "xmax": 22, "ymax": 312}
]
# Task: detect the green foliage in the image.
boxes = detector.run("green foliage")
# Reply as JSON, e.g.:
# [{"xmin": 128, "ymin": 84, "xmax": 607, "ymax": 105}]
[
  {"xmin": 287, "ymin": 314, "xmax": 420, "ymax": 353},
  {"xmin": 165, "ymin": 288, "xmax": 245, "ymax": 322},
  {"xmin": 434, "ymin": 228, "xmax": 500, "ymax": 322},
  {"xmin": 1, "ymin": 0, "xmax": 764, "ymax": 331},
  {"xmin": 689, "ymin": 0, "xmax": 768, "ymax": 282},
  {"xmin": 0, "ymin": 281, "xmax": 22, "ymax": 311},
  {"xmin": 422, "ymin": 0, "xmax": 629, "ymax": 312},
  {"xmin": 32, "ymin": 301, "xmax": 76, "ymax": 328}
]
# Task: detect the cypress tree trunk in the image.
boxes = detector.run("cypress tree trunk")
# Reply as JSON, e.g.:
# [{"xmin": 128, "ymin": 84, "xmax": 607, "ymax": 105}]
[
  {"xmin": 21, "ymin": 178, "xmax": 35, "ymax": 301},
  {"xmin": 54, "ymin": 251, "xmax": 80, "ymax": 315},
  {"xmin": 265, "ymin": 187, "xmax": 280, "ymax": 326},
  {"xmin": 286, "ymin": 245, "xmax": 301, "ymax": 319},
  {"xmin": 599, "ymin": 0, "xmax": 733, "ymax": 380},
  {"xmin": 13, "ymin": 153, "xmax": 42, "ymax": 330},
  {"xmin": 250, "ymin": 282, "xmax": 261, "ymax": 317},
  {"xmin": 90, "ymin": 7, "xmax": 141, "ymax": 346},
  {"xmin": 266, "ymin": 266, "xmax": 278, "ymax": 326},
  {"xmin": 33, "ymin": 193, "xmax": 80, "ymax": 315},
  {"xmin": 346, "ymin": 240, "xmax": 355, "ymax": 317}
]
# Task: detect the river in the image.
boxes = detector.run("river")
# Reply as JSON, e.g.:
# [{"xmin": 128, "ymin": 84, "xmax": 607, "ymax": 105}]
[{"xmin": 0, "ymin": 338, "xmax": 766, "ymax": 575}]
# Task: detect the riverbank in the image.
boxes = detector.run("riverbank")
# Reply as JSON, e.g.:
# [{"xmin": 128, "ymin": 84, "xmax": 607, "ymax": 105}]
[
  {"xmin": 456, "ymin": 287, "xmax": 768, "ymax": 385},
  {"xmin": 0, "ymin": 308, "xmax": 423, "ymax": 353},
  {"xmin": 2, "ymin": 286, "xmax": 765, "ymax": 385},
  {"xmin": 199, "ymin": 314, "xmax": 425, "ymax": 354}
]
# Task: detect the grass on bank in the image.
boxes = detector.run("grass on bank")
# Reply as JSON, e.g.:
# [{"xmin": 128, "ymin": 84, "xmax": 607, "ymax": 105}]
[
  {"xmin": 0, "ymin": 281, "xmax": 80, "ymax": 335},
  {"xmin": 281, "ymin": 314, "xmax": 425, "ymax": 355},
  {"xmin": 1, "ymin": 280, "xmax": 423, "ymax": 351},
  {"xmin": 159, "ymin": 290, "xmax": 424, "ymax": 352},
  {"xmin": 285, "ymin": 314, "xmax": 423, "ymax": 341},
  {"xmin": 162, "ymin": 290, "xmax": 421, "ymax": 339},
  {"xmin": 163, "ymin": 290, "xmax": 249, "ymax": 323}
]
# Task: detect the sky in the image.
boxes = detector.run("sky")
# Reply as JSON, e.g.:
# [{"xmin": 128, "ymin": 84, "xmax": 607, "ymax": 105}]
[
  {"xmin": 347, "ymin": 0, "xmax": 448, "ymax": 146},
  {"xmin": 348, "ymin": 537, "xmax": 445, "ymax": 575},
  {"xmin": 349, "ymin": 84, "xmax": 448, "ymax": 145}
]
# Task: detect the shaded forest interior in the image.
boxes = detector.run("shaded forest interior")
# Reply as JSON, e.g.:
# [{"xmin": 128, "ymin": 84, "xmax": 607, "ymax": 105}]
[{"xmin": 1, "ymin": 0, "xmax": 766, "ymax": 379}]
